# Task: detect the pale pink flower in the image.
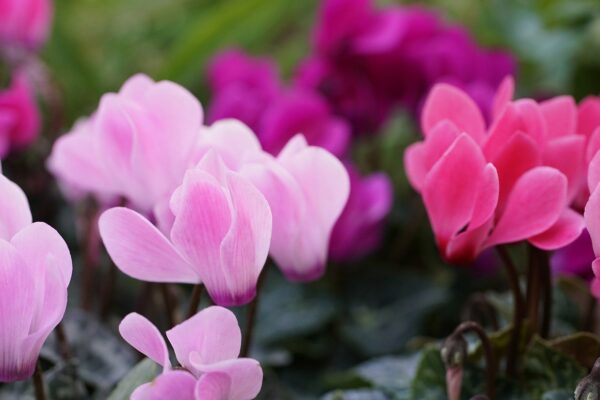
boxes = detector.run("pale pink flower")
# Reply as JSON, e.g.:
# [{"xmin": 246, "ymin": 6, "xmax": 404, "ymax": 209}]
[
  {"xmin": 0, "ymin": 173, "xmax": 72, "ymax": 381},
  {"xmin": 119, "ymin": 306, "xmax": 263, "ymax": 400},
  {"xmin": 99, "ymin": 151, "xmax": 272, "ymax": 306}
]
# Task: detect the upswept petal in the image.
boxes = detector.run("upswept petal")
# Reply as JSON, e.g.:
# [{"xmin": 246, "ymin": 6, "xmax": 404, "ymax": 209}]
[
  {"xmin": 540, "ymin": 96, "xmax": 577, "ymax": 139},
  {"xmin": 543, "ymin": 135, "xmax": 586, "ymax": 203},
  {"xmin": 421, "ymin": 84, "xmax": 486, "ymax": 143},
  {"xmin": 584, "ymin": 187, "xmax": 600, "ymax": 256},
  {"xmin": 0, "ymin": 174, "xmax": 32, "ymax": 240},
  {"xmin": 486, "ymin": 167, "xmax": 567, "ymax": 247},
  {"xmin": 195, "ymin": 372, "xmax": 231, "ymax": 400},
  {"xmin": 529, "ymin": 209, "xmax": 585, "ymax": 250},
  {"xmin": 491, "ymin": 76, "xmax": 514, "ymax": 119},
  {"xmin": 190, "ymin": 357, "xmax": 263, "ymax": 400},
  {"xmin": 131, "ymin": 370, "xmax": 196, "ymax": 400},
  {"xmin": 197, "ymin": 119, "xmax": 262, "ymax": 170},
  {"xmin": 166, "ymin": 306, "xmax": 241, "ymax": 374},
  {"xmin": 404, "ymin": 121, "xmax": 460, "ymax": 191},
  {"xmin": 577, "ymin": 96, "xmax": 600, "ymax": 136},
  {"xmin": 99, "ymin": 207, "xmax": 198, "ymax": 283},
  {"xmin": 119, "ymin": 313, "xmax": 171, "ymax": 369},
  {"xmin": 589, "ymin": 151, "xmax": 600, "ymax": 194}
]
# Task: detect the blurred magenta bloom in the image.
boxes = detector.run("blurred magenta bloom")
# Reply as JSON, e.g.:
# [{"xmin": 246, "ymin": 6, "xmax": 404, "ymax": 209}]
[
  {"xmin": 99, "ymin": 151, "xmax": 272, "ymax": 306},
  {"xmin": 242, "ymin": 135, "xmax": 350, "ymax": 281},
  {"xmin": 329, "ymin": 163, "xmax": 393, "ymax": 262},
  {"xmin": 405, "ymin": 83, "xmax": 584, "ymax": 264},
  {"xmin": 0, "ymin": 173, "xmax": 72, "ymax": 382},
  {"xmin": 120, "ymin": 306, "xmax": 263, "ymax": 399},
  {"xmin": 0, "ymin": 0, "xmax": 52, "ymax": 50},
  {"xmin": 48, "ymin": 74, "xmax": 203, "ymax": 212},
  {"xmin": 207, "ymin": 49, "xmax": 280, "ymax": 133},
  {"xmin": 259, "ymin": 88, "xmax": 350, "ymax": 157},
  {"xmin": 0, "ymin": 71, "xmax": 40, "ymax": 158},
  {"xmin": 551, "ymin": 229, "xmax": 594, "ymax": 279},
  {"xmin": 300, "ymin": 0, "xmax": 515, "ymax": 133}
]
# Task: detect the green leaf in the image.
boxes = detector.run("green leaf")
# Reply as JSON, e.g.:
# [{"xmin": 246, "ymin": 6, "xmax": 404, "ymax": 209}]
[
  {"xmin": 107, "ymin": 358, "xmax": 159, "ymax": 400},
  {"xmin": 549, "ymin": 332, "xmax": 600, "ymax": 369}
]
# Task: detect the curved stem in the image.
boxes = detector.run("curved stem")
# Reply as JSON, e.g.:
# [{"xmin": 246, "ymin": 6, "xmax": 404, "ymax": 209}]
[
  {"xmin": 55, "ymin": 322, "xmax": 72, "ymax": 362},
  {"xmin": 495, "ymin": 246, "xmax": 525, "ymax": 377},
  {"xmin": 584, "ymin": 294, "xmax": 597, "ymax": 332},
  {"xmin": 186, "ymin": 284, "xmax": 204, "ymax": 319},
  {"xmin": 32, "ymin": 362, "xmax": 47, "ymax": 400},
  {"xmin": 539, "ymin": 250, "xmax": 552, "ymax": 338},
  {"xmin": 160, "ymin": 284, "xmax": 177, "ymax": 327},
  {"xmin": 451, "ymin": 321, "xmax": 496, "ymax": 400}
]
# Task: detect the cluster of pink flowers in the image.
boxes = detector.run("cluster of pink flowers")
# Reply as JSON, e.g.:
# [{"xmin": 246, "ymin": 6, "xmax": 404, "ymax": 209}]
[
  {"xmin": 0, "ymin": 170, "xmax": 72, "ymax": 382},
  {"xmin": 0, "ymin": 0, "xmax": 52, "ymax": 158},
  {"xmin": 405, "ymin": 78, "xmax": 600, "ymax": 296},
  {"xmin": 120, "ymin": 306, "xmax": 262, "ymax": 399}
]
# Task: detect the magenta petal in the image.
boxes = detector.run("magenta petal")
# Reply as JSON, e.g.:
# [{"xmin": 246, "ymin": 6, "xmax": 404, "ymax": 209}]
[
  {"xmin": 119, "ymin": 313, "xmax": 171, "ymax": 369},
  {"xmin": 529, "ymin": 209, "xmax": 585, "ymax": 250},
  {"xmin": 0, "ymin": 174, "xmax": 32, "ymax": 240},
  {"xmin": 421, "ymin": 84, "xmax": 486, "ymax": 143},
  {"xmin": 166, "ymin": 306, "xmax": 241, "ymax": 375},
  {"xmin": 131, "ymin": 370, "xmax": 196, "ymax": 400},
  {"xmin": 486, "ymin": 167, "xmax": 567, "ymax": 247},
  {"xmin": 99, "ymin": 207, "xmax": 198, "ymax": 284},
  {"xmin": 190, "ymin": 358, "xmax": 263, "ymax": 400}
]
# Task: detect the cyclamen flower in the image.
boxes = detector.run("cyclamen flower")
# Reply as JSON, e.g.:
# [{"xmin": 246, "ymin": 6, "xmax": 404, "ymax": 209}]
[
  {"xmin": 119, "ymin": 306, "xmax": 262, "ymax": 400},
  {"xmin": 299, "ymin": 0, "xmax": 515, "ymax": 133},
  {"xmin": 0, "ymin": 0, "xmax": 52, "ymax": 50},
  {"xmin": 47, "ymin": 74, "xmax": 203, "ymax": 213},
  {"xmin": 0, "ymin": 173, "xmax": 72, "ymax": 381},
  {"xmin": 0, "ymin": 71, "xmax": 40, "ymax": 158},
  {"xmin": 405, "ymin": 82, "xmax": 584, "ymax": 263},
  {"xmin": 329, "ymin": 163, "xmax": 393, "ymax": 262},
  {"xmin": 99, "ymin": 150, "xmax": 272, "ymax": 306}
]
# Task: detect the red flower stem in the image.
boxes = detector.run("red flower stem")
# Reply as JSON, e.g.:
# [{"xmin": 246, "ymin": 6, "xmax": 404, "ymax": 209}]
[
  {"xmin": 495, "ymin": 246, "xmax": 525, "ymax": 377},
  {"xmin": 33, "ymin": 362, "xmax": 47, "ymax": 400}
]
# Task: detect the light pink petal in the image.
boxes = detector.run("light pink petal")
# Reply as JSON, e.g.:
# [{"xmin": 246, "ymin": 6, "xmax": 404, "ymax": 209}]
[
  {"xmin": 446, "ymin": 367, "xmax": 463, "ymax": 400},
  {"xmin": 585, "ymin": 187, "xmax": 600, "ymax": 256},
  {"xmin": 577, "ymin": 96, "xmax": 600, "ymax": 136},
  {"xmin": 11, "ymin": 222, "xmax": 72, "ymax": 285},
  {"xmin": 543, "ymin": 135, "xmax": 586, "ymax": 203},
  {"xmin": 131, "ymin": 370, "xmax": 196, "ymax": 400},
  {"xmin": 119, "ymin": 313, "xmax": 171, "ymax": 369},
  {"xmin": 529, "ymin": 209, "xmax": 585, "ymax": 250},
  {"xmin": 422, "ymin": 134, "xmax": 486, "ymax": 251},
  {"xmin": 0, "ymin": 174, "xmax": 32, "ymax": 240},
  {"xmin": 421, "ymin": 84, "xmax": 486, "ymax": 143},
  {"xmin": 586, "ymin": 127, "xmax": 600, "ymax": 163},
  {"xmin": 216, "ymin": 172, "xmax": 271, "ymax": 306},
  {"xmin": 0, "ymin": 240, "xmax": 36, "ymax": 382},
  {"xmin": 166, "ymin": 306, "xmax": 241, "ymax": 374},
  {"xmin": 589, "ymin": 150, "xmax": 600, "ymax": 194},
  {"xmin": 194, "ymin": 372, "xmax": 231, "ymax": 400},
  {"xmin": 99, "ymin": 207, "xmax": 198, "ymax": 284},
  {"xmin": 404, "ymin": 121, "xmax": 460, "ymax": 192},
  {"xmin": 118, "ymin": 74, "xmax": 155, "ymax": 100},
  {"xmin": 486, "ymin": 167, "xmax": 567, "ymax": 247},
  {"xmin": 540, "ymin": 96, "xmax": 577, "ymax": 139},
  {"xmin": 491, "ymin": 76, "xmax": 514, "ymax": 119},
  {"xmin": 190, "ymin": 358, "xmax": 263, "ymax": 400}
]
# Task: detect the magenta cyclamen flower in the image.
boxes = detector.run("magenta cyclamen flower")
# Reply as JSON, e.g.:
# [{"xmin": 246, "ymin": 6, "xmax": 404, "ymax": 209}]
[
  {"xmin": 0, "ymin": 0, "xmax": 52, "ymax": 50},
  {"xmin": 405, "ymin": 82, "xmax": 584, "ymax": 264},
  {"xmin": 0, "ymin": 173, "xmax": 72, "ymax": 381},
  {"xmin": 329, "ymin": 163, "xmax": 393, "ymax": 262},
  {"xmin": 48, "ymin": 74, "xmax": 203, "ymax": 213},
  {"xmin": 119, "ymin": 306, "xmax": 263, "ymax": 400},
  {"xmin": 0, "ymin": 71, "xmax": 40, "ymax": 158},
  {"xmin": 99, "ymin": 150, "xmax": 272, "ymax": 306}
]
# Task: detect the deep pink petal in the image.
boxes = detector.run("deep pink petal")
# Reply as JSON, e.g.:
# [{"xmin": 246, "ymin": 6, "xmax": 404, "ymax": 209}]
[
  {"xmin": 529, "ymin": 209, "xmax": 585, "ymax": 250},
  {"xmin": 99, "ymin": 207, "xmax": 198, "ymax": 284},
  {"xmin": 585, "ymin": 187, "xmax": 600, "ymax": 256},
  {"xmin": 486, "ymin": 167, "xmax": 567, "ymax": 247},
  {"xmin": 131, "ymin": 370, "xmax": 196, "ymax": 400},
  {"xmin": 578, "ymin": 96, "xmax": 600, "ymax": 136},
  {"xmin": 589, "ymin": 151, "xmax": 600, "ymax": 194},
  {"xmin": 166, "ymin": 306, "xmax": 241, "ymax": 375},
  {"xmin": 421, "ymin": 84, "xmax": 486, "ymax": 143},
  {"xmin": 119, "ymin": 313, "xmax": 171, "ymax": 369},
  {"xmin": 543, "ymin": 135, "xmax": 586, "ymax": 203},
  {"xmin": 491, "ymin": 76, "xmax": 514, "ymax": 119},
  {"xmin": 540, "ymin": 96, "xmax": 577, "ymax": 139},
  {"xmin": 470, "ymin": 164, "xmax": 499, "ymax": 229}
]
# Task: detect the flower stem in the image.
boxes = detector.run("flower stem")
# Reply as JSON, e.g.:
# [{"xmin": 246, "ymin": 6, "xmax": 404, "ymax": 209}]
[
  {"xmin": 451, "ymin": 321, "xmax": 496, "ymax": 400},
  {"xmin": 81, "ymin": 200, "xmax": 100, "ymax": 311},
  {"xmin": 160, "ymin": 284, "xmax": 177, "ymax": 327},
  {"xmin": 241, "ymin": 273, "xmax": 266, "ymax": 357},
  {"xmin": 585, "ymin": 294, "xmax": 597, "ymax": 332},
  {"xmin": 186, "ymin": 284, "xmax": 204, "ymax": 319},
  {"xmin": 32, "ymin": 362, "xmax": 47, "ymax": 400},
  {"xmin": 495, "ymin": 246, "xmax": 525, "ymax": 377},
  {"xmin": 539, "ymin": 250, "xmax": 552, "ymax": 338},
  {"xmin": 55, "ymin": 322, "xmax": 72, "ymax": 362}
]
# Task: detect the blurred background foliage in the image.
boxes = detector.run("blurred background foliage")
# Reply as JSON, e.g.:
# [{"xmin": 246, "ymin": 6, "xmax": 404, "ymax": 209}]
[{"xmin": 15, "ymin": 0, "xmax": 600, "ymax": 398}]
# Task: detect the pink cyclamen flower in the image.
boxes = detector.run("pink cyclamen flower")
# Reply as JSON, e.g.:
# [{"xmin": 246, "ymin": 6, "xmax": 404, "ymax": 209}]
[
  {"xmin": 0, "ymin": 0, "xmax": 52, "ymax": 50},
  {"xmin": 99, "ymin": 150, "xmax": 272, "ymax": 306},
  {"xmin": 405, "ymin": 82, "xmax": 584, "ymax": 264},
  {"xmin": 241, "ymin": 134, "xmax": 350, "ymax": 281},
  {"xmin": 259, "ymin": 88, "xmax": 350, "ymax": 157},
  {"xmin": 48, "ymin": 74, "xmax": 203, "ymax": 213},
  {"xmin": 0, "ymin": 173, "xmax": 72, "ymax": 381},
  {"xmin": 119, "ymin": 306, "xmax": 263, "ymax": 400},
  {"xmin": 329, "ymin": 163, "xmax": 393, "ymax": 262},
  {"xmin": 0, "ymin": 71, "xmax": 41, "ymax": 158},
  {"xmin": 207, "ymin": 49, "xmax": 280, "ymax": 133}
]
